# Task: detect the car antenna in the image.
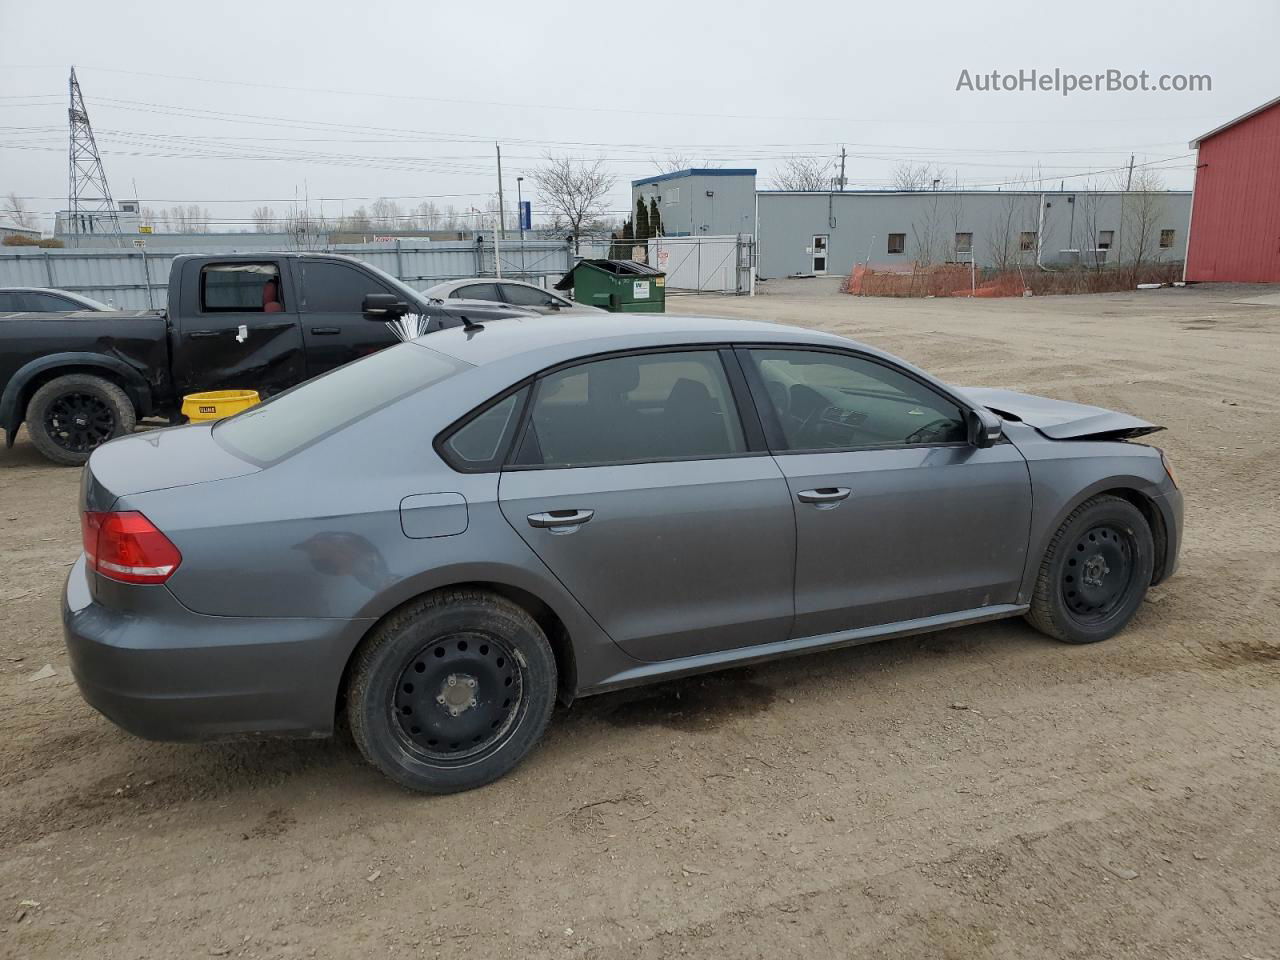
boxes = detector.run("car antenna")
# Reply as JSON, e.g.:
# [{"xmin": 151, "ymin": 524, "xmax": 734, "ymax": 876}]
[{"xmin": 461, "ymin": 315, "xmax": 485, "ymax": 335}]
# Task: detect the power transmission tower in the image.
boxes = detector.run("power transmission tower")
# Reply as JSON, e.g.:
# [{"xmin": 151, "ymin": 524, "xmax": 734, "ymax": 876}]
[{"xmin": 67, "ymin": 66, "xmax": 123, "ymax": 243}]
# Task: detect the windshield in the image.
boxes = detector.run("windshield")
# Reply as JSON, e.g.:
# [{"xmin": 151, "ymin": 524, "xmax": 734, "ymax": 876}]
[{"xmin": 213, "ymin": 342, "xmax": 468, "ymax": 465}]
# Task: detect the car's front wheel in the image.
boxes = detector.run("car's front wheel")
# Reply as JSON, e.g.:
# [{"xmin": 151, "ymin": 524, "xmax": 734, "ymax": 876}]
[
  {"xmin": 347, "ymin": 589, "xmax": 557, "ymax": 793},
  {"xmin": 1026, "ymin": 494, "xmax": 1155, "ymax": 644}
]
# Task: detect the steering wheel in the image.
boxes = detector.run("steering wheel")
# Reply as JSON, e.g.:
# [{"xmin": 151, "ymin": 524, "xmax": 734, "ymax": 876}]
[{"xmin": 905, "ymin": 418, "xmax": 958, "ymax": 445}]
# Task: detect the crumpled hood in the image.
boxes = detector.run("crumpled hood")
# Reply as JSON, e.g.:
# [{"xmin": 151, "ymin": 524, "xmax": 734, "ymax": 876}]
[{"xmin": 957, "ymin": 387, "xmax": 1163, "ymax": 441}]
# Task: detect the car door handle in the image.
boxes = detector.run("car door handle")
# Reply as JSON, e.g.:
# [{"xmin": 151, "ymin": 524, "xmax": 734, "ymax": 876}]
[
  {"xmin": 187, "ymin": 330, "xmax": 222, "ymax": 339},
  {"xmin": 310, "ymin": 326, "xmax": 340, "ymax": 335},
  {"xmin": 797, "ymin": 487, "xmax": 851, "ymax": 504},
  {"xmin": 527, "ymin": 509, "xmax": 594, "ymax": 529}
]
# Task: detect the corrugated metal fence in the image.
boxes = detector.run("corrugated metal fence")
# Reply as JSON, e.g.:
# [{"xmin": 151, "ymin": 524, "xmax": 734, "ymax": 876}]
[{"xmin": 0, "ymin": 239, "xmax": 574, "ymax": 310}]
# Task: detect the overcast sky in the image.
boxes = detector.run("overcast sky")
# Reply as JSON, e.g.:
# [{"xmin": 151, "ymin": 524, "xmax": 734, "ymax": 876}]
[{"xmin": 2, "ymin": 0, "xmax": 1276, "ymax": 232}]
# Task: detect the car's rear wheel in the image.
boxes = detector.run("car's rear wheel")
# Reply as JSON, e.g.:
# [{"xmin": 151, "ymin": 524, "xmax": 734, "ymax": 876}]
[
  {"xmin": 347, "ymin": 589, "xmax": 557, "ymax": 793},
  {"xmin": 1026, "ymin": 494, "xmax": 1154, "ymax": 644},
  {"xmin": 26, "ymin": 373, "xmax": 136, "ymax": 466}
]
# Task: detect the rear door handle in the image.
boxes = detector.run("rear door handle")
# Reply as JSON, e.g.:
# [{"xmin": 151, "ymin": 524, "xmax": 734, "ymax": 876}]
[
  {"xmin": 310, "ymin": 326, "xmax": 340, "ymax": 335},
  {"xmin": 187, "ymin": 330, "xmax": 222, "ymax": 339},
  {"xmin": 797, "ymin": 487, "xmax": 851, "ymax": 504},
  {"xmin": 527, "ymin": 509, "xmax": 594, "ymax": 530}
]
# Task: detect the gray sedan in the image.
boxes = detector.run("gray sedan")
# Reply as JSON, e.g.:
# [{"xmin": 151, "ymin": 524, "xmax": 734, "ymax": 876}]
[
  {"xmin": 64, "ymin": 315, "xmax": 1182, "ymax": 793},
  {"xmin": 423, "ymin": 278, "xmax": 605, "ymax": 315}
]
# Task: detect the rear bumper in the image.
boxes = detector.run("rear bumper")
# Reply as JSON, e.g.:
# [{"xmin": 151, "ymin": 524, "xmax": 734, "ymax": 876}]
[{"xmin": 62, "ymin": 556, "xmax": 369, "ymax": 741}]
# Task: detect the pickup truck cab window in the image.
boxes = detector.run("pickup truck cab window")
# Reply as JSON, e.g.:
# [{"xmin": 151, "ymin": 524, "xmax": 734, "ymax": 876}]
[
  {"xmin": 200, "ymin": 263, "xmax": 284, "ymax": 313},
  {"xmin": 299, "ymin": 260, "xmax": 395, "ymax": 313}
]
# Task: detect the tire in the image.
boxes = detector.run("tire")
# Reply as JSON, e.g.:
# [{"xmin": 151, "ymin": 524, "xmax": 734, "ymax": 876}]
[
  {"xmin": 25, "ymin": 374, "xmax": 136, "ymax": 466},
  {"xmin": 1025, "ymin": 494, "xmax": 1154, "ymax": 644},
  {"xmin": 347, "ymin": 589, "xmax": 557, "ymax": 794}
]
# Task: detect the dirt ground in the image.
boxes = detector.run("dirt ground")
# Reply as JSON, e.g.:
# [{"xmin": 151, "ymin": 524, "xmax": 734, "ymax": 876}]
[{"xmin": 2, "ymin": 282, "xmax": 1278, "ymax": 959}]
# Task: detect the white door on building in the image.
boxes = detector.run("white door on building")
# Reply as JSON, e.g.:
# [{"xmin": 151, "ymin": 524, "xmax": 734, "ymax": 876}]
[{"xmin": 812, "ymin": 235, "xmax": 829, "ymax": 275}]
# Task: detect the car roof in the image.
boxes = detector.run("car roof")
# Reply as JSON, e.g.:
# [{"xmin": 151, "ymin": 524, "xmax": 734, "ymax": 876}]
[{"xmin": 415, "ymin": 313, "xmax": 865, "ymax": 371}]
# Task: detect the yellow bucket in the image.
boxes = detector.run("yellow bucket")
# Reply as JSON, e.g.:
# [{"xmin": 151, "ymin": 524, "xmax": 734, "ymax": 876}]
[{"xmin": 181, "ymin": 390, "xmax": 261, "ymax": 422}]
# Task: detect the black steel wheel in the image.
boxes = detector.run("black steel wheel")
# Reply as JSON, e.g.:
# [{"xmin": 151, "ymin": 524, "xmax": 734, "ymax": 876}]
[
  {"xmin": 392, "ymin": 632, "xmax": 525, "ymax": 765},
  {"xmin": 25, "ymin": 373, "xmax": 136, "ymax": 466},
  {"xmin": 1026, "ymin": 494, "xmax": 1154, "ymax": 644},
  {"xmin": 347, "ymin": 589, "xmax": 557, "ymax": 793},
  {"xmin": 1061, "ymin": 524, "xmax": 1135, "ymax": 622}
]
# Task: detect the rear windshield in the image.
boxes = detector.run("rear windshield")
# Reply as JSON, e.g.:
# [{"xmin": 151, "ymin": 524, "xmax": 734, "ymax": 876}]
[{"xmin": 213, "ymin": 343, "xmax": 467, "ymax": 465}]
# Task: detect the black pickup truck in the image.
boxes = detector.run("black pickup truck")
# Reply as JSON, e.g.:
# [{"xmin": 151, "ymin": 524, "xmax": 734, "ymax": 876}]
[{"xmin": 0, "ymin": 252, "xmax": 525, "ymax": 464}]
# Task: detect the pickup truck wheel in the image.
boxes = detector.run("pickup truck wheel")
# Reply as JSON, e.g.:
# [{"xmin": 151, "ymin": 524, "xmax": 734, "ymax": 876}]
[
  {"xmin": 347, "ymin": 589, "xmax": 557, "ymax": 794},
  {"xmin": 26, "ymin": 374, "xmax": 136, "ymax": 466}
]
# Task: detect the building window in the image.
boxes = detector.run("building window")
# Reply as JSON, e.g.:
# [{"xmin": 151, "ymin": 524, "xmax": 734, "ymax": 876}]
[
  {"xmin": 1098, "ymin": 230, "xmax": 1114, "ymax": 250},
  {"xmin": 1019, "ymin": 231, "xmax": 1037, "ymax": 252},
  {"xmin": 954, "ymin": 232, "xmax": 973, "ymax": 254},
  {"xmin": 665, "ymin": 187, "xmax": 680, "ymax": 205},
  {"xmin": 1159, "ymin": 229, "xmax": 1175, "ymax": 249},
  {"xmin": 887, "ymin": 233, "xmax": 906, "ymax": 254}
]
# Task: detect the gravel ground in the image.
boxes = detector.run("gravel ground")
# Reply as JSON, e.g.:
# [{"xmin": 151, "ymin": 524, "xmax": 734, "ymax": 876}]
[{"xmin": 2, "ymin": 283, "xmax": 1277, "ymax": 959}]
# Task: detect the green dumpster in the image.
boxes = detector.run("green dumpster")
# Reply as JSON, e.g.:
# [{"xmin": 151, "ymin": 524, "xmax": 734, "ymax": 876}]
[{"xmin": 555, "ymin": 259, "xmax": 666, "ymax": 313}]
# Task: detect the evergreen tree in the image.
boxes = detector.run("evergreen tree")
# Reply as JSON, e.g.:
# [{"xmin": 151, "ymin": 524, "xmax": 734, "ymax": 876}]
[
  {"xmin": 635, "ymin": 197, "xmax": 650, "ymax": 242},
  {"xmin": 649, "ymin": 197, "xmax": 662, "ymax": 238}
]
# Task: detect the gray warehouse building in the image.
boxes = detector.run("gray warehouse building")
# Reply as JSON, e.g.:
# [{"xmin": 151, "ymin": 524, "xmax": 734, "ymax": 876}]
[{"xmin": 634, "ymin": 170, "xmax": 1192, "ymax": 280}]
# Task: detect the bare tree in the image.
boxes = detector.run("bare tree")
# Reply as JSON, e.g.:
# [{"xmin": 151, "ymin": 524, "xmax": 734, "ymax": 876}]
[
  {"xmin": 4, "ymin": 192, "xmax": 34, "ymax": 229},
  {"xmin": 415, "ymin": 200, "xmax": 441, "ymax": 230},
  {"xmin": 532, "ymin": 155, "xmax": 616, "ymax": 252},
  {"xmin": 982, "ymin": 175, "xmax": 1040, "ymax": 273},
  {"xmin": 251, "ymin": 206, "xmax": 276, "ymax": 232},
  {"xmin": 1073, "ymin": 181, "xmax": 1107, "ymax": 271},
  {"xmin": 892, "ymin": 163, "xmax": 954, "ymax": 191},
  {"xmin": 651, "ymin": 154, "xmax": 721, "ymax": 174},
  {"xmin": 770, "ymin": 156, "xmax": 833, "ymax": 191},
  {"xmin": 1116, "ymin": 167, "xmax": 1167, "ymax": 280},
  {"xmin": 370, "ymin": 197, "xmax": 403, "ymax": 231}
]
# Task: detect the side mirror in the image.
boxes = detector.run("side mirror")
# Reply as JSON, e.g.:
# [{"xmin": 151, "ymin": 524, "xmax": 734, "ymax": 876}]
[
  {"xmin": 967, "ymin": 407, "xmax": 1004, "ymax": 448},
  {"xmin": 363, "ymin": 293, "xmax": 409, "ymax": 320}
]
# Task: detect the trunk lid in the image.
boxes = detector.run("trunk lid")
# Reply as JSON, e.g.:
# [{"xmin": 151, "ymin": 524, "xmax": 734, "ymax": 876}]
[
  {"xmin": 85, "ymin": 423, "xmax": 260, "ymax": 503},
  {"xmin": 958, "ymin": 387, "xmax": 1163, "ymax": 441}
]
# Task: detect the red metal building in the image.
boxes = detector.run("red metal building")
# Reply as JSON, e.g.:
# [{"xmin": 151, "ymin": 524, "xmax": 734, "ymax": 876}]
[{"xmin": 1185, "ymin": 95, "xmax": 1280, "ymax": 283}]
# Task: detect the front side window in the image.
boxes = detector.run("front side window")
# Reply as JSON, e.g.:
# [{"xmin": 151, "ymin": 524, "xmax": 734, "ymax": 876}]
[
  {"xmin": 515, "ymin": 351, "xmax": 745, "ymax": 468},
  {"xmin": 745, "ymin": 348, "xmax": 967, "ymax": 451},
  {"xmin": 201, "ymin": 263, "xmax": 283, "ymax": 312},
  {"xmin": 502, "ymin": 284, "xmax": 564, "ymax": 308},
  {"xmin": 299, "ymin": 260, "xmax": 394, "ymax": 314}
]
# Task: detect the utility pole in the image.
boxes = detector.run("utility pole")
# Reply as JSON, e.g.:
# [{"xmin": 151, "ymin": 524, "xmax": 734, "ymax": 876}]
[
  {"xmin": 67, "ymin": 67, "xmax": 123, "ymax": 245},
  {"xmin": 1125, "ymin": 154, "xmax": 1135, "ymax": 191},
  {"xmin": 839, "ymin": 146, "xmax": 847, "ymax": 191},
  {"xmin": 495, "ymin": 143, "xmax": 507, "ymax": 240},
  {"xmin": 516, "ymin": 175, "xmax": 526, "ymax": 282}
]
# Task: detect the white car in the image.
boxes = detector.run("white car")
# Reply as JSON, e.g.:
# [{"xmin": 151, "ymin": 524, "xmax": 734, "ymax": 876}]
[{"xmin": 423, "ymin": 278, "xmax": 606, "ymax": 316}]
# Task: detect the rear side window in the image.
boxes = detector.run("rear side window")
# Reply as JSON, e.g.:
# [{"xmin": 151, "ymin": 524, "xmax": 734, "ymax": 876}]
[
  {"xmin": 23, "ymin": 293, "xmax": 78, "ymax": 311},
  {"xmin": 201, "ymin": 263, "xmax": 283, "ymax": 312},
  {"xmin": 214, "ymin": 344, "xmax": 466, "ymax": 464},
  {"xmin": 501, "ymin": 284, "xmax": 563, "ymax": 308},
  {"xmin": 0, "ymin": 292, "xmax": 20, "ymax": 311},
  {"xmin": 438, "ymin": 388, "xmax": 528, "ymax": 471},
  {"xmin": 300, "ymin": 260, "xmax": 394, "ymax": 314},
  {"xmin": 453, "ymin": 283, "xmax": 502, "ymax": 302},
  {"xmin": 513, "ymin": 351, "xmax": 745, "ymax": 468}
]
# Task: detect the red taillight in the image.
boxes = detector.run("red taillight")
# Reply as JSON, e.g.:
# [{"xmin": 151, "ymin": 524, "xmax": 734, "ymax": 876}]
[{"xmin": 81, "ymin": 511, "xmax": 182, "ymax": 585}]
